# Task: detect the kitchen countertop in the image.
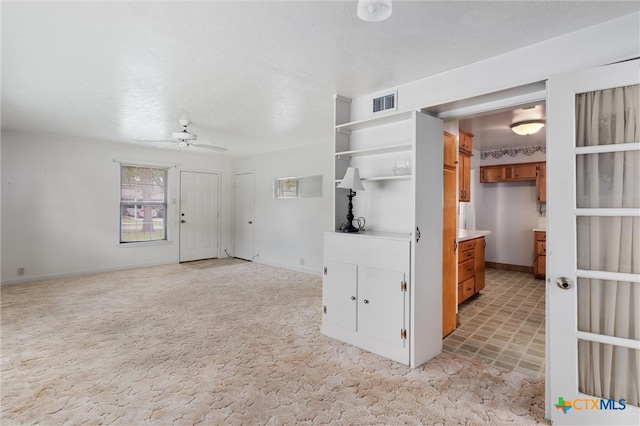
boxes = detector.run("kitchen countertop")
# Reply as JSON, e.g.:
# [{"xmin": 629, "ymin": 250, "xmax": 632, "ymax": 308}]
[
  {"xmin": 457, "ymin": 229, "xmax": 491, "ymax": 242},
  {"xmin": 533, "ymin": 228, "xmax": 546, "ymax": 232}
]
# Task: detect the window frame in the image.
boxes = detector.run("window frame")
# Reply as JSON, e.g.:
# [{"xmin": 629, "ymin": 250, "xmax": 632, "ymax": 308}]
[{"xmin": 119, "ymin": 164, "xmax": 169, "ymax": 244}]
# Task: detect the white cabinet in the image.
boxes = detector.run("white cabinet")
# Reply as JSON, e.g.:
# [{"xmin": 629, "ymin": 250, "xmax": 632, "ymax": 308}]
[
  {"xmin": 324, "ymin": 95, "xmax": 444, "ymax": 367},
  {"xmin": 322, "ymin": 260, "xmax": 357, "ymax": 331},
  {"xmin": 322, "ymin": 233, "xmax": 410, "ymax": 364}
]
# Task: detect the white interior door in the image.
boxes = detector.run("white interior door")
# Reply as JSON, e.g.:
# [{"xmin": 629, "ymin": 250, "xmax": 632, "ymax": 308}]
[
  {"xmin": 234, "ymin": 171, "xmax": 255, "ymax": 260},
  {"xmin": 547, "ymin": 59, "xmax": 639, "ymax": 425},
  {"xmin": 179, "ymin": 171, "xmax": 220, "ymax": 262}
]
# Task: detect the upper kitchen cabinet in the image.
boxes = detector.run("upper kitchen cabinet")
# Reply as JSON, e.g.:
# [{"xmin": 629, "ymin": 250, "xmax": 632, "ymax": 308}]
[
  {"xmin": 480, "ymin": 162, "xmax": 544, "ymax": 183},
  {"xmin": 458, "ymin": 129, "xmax": 473, "ymax": 202},
  {"xmin": 459, "ymin": 129, "xmax": 474, "ymax": 155},
  {"xmin": 458, "ymin": 152, "xmax": 471, "ymax": 202},
  {"xmin": 458, "ymin": 129, "xmax": 473, "ymax": 203}
]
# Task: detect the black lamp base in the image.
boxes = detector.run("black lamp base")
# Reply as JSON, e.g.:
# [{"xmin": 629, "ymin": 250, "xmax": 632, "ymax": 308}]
[
  {"xmin": 342, "ymin": 223, "xmax": 359, "ymax": 233},
  {"xmin": 342, "ymin": 189, "xmax": 359, "ymax": 233}
]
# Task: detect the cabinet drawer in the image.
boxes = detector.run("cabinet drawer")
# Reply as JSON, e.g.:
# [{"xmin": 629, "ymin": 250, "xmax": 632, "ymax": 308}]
[
  {"xmin": 459, "ymin": 277, "xmax": 475, "ymax": 303},
  {"xmin": 458, "ymin": 240, "xmax": 475, "ymax": 253},
  {"xmin": 460, "ymin": 249, "xmax": 474, "ymax": 262},
  {"xmin": 458, "ymin": 259, "xmax": 474, "ymax": 282}
]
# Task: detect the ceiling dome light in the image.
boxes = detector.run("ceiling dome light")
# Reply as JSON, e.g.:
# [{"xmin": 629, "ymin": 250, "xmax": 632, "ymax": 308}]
[
  {"xmin": 510, "ymin": 120, "xmax": 546, "ymax": 136},
  {"xmin": 357, "ymin": 0, "xmax": 392, "ymax": 22}
]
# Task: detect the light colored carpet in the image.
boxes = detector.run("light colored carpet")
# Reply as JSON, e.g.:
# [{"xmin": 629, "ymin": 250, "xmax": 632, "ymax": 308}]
[{"xmin": 1, "ymin": 261, "xmax": 548, "ymax": 425}]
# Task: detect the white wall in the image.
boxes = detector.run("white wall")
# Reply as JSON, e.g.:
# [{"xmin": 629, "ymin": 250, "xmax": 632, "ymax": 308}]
[
  {"xmin": 349, "ymin": 13, "xmax": 639, "ymax": 120},
  {"xmin": 1, "ymin": 130, "xmax": 233, "ymax": 284},
  {"xmin": 232, "ymin": 142, "xmax": 333, "ymax": 274},
  {"xmin": 475, "ymin": 152, "xmax": 546, "ymax": 267}
]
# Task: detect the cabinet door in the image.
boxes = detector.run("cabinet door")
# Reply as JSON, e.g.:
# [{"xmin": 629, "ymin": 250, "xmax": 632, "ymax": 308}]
[
  {"xmin": 442, "ymin": 166, "xmax": 458, "ymax": 336},
  {"xmin": 480, "ymin": 166, "xmax": 504, "ymax": 182},
  {"xmin": 442, "ymin": 166, "xmax": 457, "ymax": 336},
  {"xmin": 536, "ymin": 163, "xmax": 546, "ymax": 203},
  {"xmin": 512, "ymin": 163, "xmax": 538, "ymax": 180},
  {"xmin": 444, "ymin": 131, "xmax": 457, "ymax": 169},
  {"xmin": 459, "ymin": 129, "xmax": 473, "ymax": 154},
  {"xmin": 459, "ymin": 152, "xmax": 471, "ymax": 202},
  {"xmin": 358, "ymin": 266, "xmax": 407, "ymax": 349},
  {"xmin": 322, "ymin": 260, "xmax": 357, "ymax": 331},
  {"xmin": 474, "ymin": 237, "xmax": 485, "ymax": 292}
]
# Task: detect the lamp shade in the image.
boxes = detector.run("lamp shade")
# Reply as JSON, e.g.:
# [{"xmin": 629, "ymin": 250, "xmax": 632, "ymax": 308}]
[
  {"xmin": 357, "ymin": 0, "xmax": 392, "ymax": 22},
  {"xmin": 337, "ymin": 167, "xmax": 365, "ymax": 191},
  {"xmin": 510, "ymin": 120, "xmax": 545, "ymax": 136}
]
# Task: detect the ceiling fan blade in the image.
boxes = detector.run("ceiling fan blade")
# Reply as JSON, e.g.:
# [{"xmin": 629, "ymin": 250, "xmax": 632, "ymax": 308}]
[
  {"xmin": 130, "ymin": 139, "xmax": 174, "ymax": 143},
  {"xmin": 193, "ymin": 143, "xmax": 227, "ymax": 152}
]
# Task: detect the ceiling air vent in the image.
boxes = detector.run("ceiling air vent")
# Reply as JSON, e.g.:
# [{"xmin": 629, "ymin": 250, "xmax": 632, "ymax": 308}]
[{"xmin": 372, "ymin": 91, "xmax": 397, "ymax": 114}]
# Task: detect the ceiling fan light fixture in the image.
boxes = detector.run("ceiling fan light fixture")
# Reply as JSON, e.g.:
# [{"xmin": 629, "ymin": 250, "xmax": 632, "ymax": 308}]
[
  {"xmin": 357, "ymin": 0, "xmax": 392, "ymax": 22},
  {"xmin": 172, "ymin": 130, "xmax": 197, "ymax": 141},
  {"xmin": 510, "ymin": 119, "xmax": 545, "ymax": 136}
]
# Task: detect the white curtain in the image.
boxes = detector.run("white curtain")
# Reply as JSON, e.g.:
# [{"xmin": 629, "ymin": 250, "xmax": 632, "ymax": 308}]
[{"xmin": 575, "ymin": 84, "xmax": 640, "ymax": 406}]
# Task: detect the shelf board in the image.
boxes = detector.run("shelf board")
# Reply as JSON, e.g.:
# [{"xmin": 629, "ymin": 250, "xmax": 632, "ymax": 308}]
[
  {"xmin": 335, "ymin": 174, "xmax": 412, "ymax": 185},
  {"xmin": 335, "ymin": 110, "xmax": 415, "ymax": 132},
  {"xmin": 335, "ymin": 143, "xmax": 412, "ymax": 159}
]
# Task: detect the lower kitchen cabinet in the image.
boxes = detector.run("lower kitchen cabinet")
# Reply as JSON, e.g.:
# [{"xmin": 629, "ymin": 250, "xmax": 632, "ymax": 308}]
[
  {"xmin": 322, "ymin": 233, "xmax": 410, "ymax": 365},
  {"xmin": 533, "ymin": 231, "xmax": 546, "ymax": 278},
  {"xmin": 457, "ymin": 236, "xmax": 486, "ymax": 304}
]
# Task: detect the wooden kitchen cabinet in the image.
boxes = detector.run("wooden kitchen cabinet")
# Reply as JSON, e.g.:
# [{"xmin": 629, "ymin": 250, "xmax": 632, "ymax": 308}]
[
  {"xmin": 459, "ymin": 152, "xmax": 471, "ymax": 202},
  {"xmin": 457, "ymin": 237, "xmax": 485, "ymax": 304},
  {"xmin": 442, "ymin": 132, "xmax": 458, "ymax": 337},
  {"xmin": 533, "ymin": 231, "xmax": 546, "ymax": 278},
  {"xmin": 459, "ymin": 129, "xmax": 473, "ymax": 155},
  {"xmin": 474, "ymin": 237, "xmax": 486, "ymax": 292},
  {"xmin": 536, "ymin": 163, "xmax": 546, "ymax": 203},
  {"xmin": 513, "ymin": 163, "xmax": 538, "ymax": 180},
  {"xmin": 480, "ymin": 161, "xmax": 545, "ymax": 183},
  {"xmin": 458, "ymin": 130, "xmax": 473, "ymax": 202},
  {"xmin": 480, "ymin": 165, "xmax": 505, "ymax": 182}
]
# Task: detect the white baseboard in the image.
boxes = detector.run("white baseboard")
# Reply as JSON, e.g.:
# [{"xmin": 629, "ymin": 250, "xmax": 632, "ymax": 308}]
[
  {"xmin": 0, "ymin": 260, "xmax": 176, "ymax": 285},
  {"xmin": 252, "ymin": 258, "xmax": 322, "ymax": 277}
]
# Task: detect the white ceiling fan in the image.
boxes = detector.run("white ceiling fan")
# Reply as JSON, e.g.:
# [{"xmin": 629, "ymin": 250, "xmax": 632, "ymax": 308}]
[{"xmin": 133, "ymin": 119, "xmax": 227, "ymax": 151}]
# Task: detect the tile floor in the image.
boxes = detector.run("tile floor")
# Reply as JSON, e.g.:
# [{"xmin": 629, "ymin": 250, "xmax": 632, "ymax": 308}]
[{"xmin": 444, "ymin": 268, "xmax": 546, "ymax": 378}]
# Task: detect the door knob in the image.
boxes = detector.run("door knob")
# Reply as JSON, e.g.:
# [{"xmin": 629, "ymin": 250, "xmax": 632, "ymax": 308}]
[
  {"xmin": 181, "ymin": 220, "xmax": 186, "ymax": 223},
  {"xmin": 556, "ymin": 277, "xmax": 573, "ymax": 290},
  {"xmin": 248, "ymin": 221, "xmax": 253, "ymax": 224}
]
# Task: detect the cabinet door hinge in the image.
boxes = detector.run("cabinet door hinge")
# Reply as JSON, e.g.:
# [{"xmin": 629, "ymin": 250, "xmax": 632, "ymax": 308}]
[
  {"xmin": 400, "ymin": 281, "xmax": 407, "ymax": 291},
  {"xmin": 323, "ymin": 266, "xmax": 327, "ymax": 275},
  {"xmin": 323, "ymin": 305, "xmax": 327, "ymax": 314},
  {"xmin": 400, "ymin": 329, "xmax": 407, "ymax": 340}
]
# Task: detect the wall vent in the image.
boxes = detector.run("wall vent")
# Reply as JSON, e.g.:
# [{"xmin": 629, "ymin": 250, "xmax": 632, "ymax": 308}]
[{"xmin": 372, "ymin": 91, "xmax": 397, "ymax": 114}]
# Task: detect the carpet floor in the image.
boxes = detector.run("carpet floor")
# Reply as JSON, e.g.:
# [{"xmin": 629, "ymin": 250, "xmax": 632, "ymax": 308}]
[{"xmin": 1, "ymin": 260, "xmax": 548, "ymax": 425}]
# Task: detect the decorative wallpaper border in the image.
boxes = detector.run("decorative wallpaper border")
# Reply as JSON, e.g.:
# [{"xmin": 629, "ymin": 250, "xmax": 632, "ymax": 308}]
[{"xmin": 480, "ymin": 145, "xmax": 546, "ymax": 160}]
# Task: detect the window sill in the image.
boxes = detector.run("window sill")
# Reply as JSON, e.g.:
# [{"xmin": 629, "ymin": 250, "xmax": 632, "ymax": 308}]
[{"xmin": 117, "ymin": 240, "xmax": 173, "ymax": 248}]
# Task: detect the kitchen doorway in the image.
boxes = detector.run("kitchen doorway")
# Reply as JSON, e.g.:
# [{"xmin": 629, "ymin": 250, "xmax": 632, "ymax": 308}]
[{"xmin": 426, "ymin": 84, "xmax": 548, "ymax": 377}]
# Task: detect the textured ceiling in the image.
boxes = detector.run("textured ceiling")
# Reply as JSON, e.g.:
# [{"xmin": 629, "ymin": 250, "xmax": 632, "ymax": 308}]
[{"xmin": 2, "ymin": 1, "xmax": 638, "ymax": 156}]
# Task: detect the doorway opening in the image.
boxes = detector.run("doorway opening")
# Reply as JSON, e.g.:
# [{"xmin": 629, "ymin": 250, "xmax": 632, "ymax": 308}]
[{"xmin": 424, "ymin": 83, "xmax": 547, "ymax": 378}]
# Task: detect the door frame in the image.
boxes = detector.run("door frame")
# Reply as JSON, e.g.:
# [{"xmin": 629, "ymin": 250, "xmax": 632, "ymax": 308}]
[{"xmin": 179, "ymin": 169, "xmax": 222, "ymax": 262}]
